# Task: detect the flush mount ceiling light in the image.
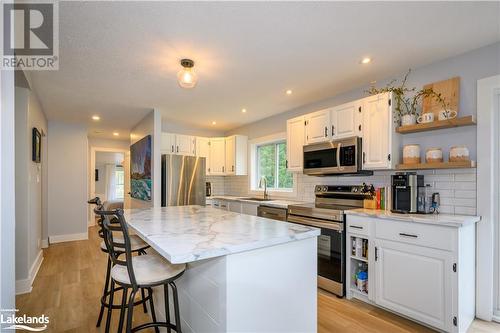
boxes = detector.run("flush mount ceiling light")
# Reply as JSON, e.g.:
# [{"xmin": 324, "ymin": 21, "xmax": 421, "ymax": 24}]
[
  {"xmin": 360, "ymin": 57, "xmax": 372, "ymax": 64},
  {"xmin": 177, "ymin": 59, "xmax": 198, "ymax": 89},
  {"xmin": 286, "ymin": 89, "xmax": 293, "ymax": 95},
  {"xmin": 92, "ymin": 115, "xmax": 100, "ymax": 121}
]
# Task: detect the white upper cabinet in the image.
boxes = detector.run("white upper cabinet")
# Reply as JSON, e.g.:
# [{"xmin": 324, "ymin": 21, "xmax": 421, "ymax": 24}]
[
  {"xmin": 330, "ymin": 101, "xmax": 363, "ymax": 139},
  {"xmin": 209, "ymin": 137, "xmax": 226, "ymax": 175},
  {"xmin": 161, "ymin": 133, "xmax": 176, "ymax": 154},
  {"xmin": 362, "ymin": 92, "xmax": 399, "ymax": 170},
  {"xmin": 224, "ymin": 135, "xmax": 248, "ymax": 176},
  {"xmin": 176, "ymin": 134, "xmax": 195, "ymax": 156},
  {"xmin": 195, "ymin": 137, "xmax": 210, "ymax": 174},
  {"xmin": 305, "ymin": 108, "xmax": 331, "ymax": 144},
  {"xmin": 286, "ymin": 116, "xmax": 306, "ymax": 172},
  {"xmin": 161, "ymin": 133, "xmax": 195, "ymax": 156}
]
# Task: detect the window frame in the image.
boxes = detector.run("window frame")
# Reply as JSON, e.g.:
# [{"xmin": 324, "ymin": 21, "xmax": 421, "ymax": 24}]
[
  {"xmin": 115, "ymin": 166, "xmax": 125, "ymax": 199},
  {"xmin": 248, "ymin": 132, "xmax": 297, "ymax": 198}
]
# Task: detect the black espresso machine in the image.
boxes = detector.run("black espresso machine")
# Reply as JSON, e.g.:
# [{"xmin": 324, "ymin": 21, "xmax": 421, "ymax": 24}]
[{"xmin": 391, "ymin": 172, "xmax": 424, "ymax": 214}]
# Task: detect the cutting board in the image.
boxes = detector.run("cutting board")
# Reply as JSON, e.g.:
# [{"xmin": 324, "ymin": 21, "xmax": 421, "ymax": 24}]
[{"xmin": 422, "ymin": 77, "xmax": 460, "ymax": 117}]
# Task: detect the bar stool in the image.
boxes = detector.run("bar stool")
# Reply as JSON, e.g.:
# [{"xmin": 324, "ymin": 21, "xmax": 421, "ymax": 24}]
[
  {"xmin": 88, "ymin": 198, "xmax": 151, "ymax": 333},
  {"xmin": 97, "ymin": 207, "xmax": 186, "ymax": 333}
]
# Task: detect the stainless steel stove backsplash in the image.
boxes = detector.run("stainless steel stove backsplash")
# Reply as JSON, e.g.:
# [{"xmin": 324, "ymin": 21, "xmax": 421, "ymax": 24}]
[{"xmin": 221, "ymin": 169, "xmax": 477, "ymax": 215}]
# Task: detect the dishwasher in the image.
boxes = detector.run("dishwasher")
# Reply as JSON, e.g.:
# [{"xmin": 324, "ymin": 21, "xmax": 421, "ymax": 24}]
[{"xmin": 257, "ymin": 205, "xmax": 288, "ymax": 221}]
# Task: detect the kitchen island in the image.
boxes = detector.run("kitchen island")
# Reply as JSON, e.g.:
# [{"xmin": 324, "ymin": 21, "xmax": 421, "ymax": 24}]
[{"xmin": 124, "ymin": 205, "xmax": 320, "ymax": 333}]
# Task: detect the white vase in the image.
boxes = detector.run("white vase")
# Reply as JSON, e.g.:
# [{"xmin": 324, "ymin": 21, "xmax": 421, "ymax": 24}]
[{"xmin": 401, "ymin": 114, "xmax": 417, "ymax": 126}]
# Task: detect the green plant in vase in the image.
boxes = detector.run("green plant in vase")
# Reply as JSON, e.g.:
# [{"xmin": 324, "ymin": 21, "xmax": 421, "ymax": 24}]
[{"xmin": 367, "ymin": 69, "xmax": 450, "ymax": 126}]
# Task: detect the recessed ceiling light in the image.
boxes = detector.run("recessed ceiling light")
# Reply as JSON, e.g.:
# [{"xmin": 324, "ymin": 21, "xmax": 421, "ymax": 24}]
[
  {"xmin": 360, "ymin": 57, "xmax": 371, "ymax": 64},
  {"xmin": 92, "ymin": 115, "xmax": 100, "ymax": 121},
  {"xmin": 211, "ymin": 121, "xmax": 217, "ymax": 125},
  {"xmin": 113, "ymin": 132, "xmax": 119, "ymax": 136},
  {"xmin": 241, "ymin": 108, "xmax": 247, "ymax": 113},
  {"xmin": 286, "ymin": 89, "xmax": 293, "ymax": 95}
]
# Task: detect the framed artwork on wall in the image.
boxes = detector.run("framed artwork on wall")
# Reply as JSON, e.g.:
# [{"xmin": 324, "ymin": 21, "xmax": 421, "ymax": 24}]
[
  {"xmin": 32, "ymin": 127, "xmax": 41, "ymax": 163},
  {"xmin": 130, "ymin": 135, "xmax": 152, "ymax": 201}
]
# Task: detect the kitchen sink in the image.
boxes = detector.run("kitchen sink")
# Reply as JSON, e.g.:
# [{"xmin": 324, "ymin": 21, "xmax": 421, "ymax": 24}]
[{"xmin": 238, "ymin": 197, "xmax": 273, "ymax": 202}]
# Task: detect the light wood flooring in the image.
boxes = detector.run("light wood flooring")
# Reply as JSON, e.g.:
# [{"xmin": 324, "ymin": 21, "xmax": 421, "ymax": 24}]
[{"xmin": 16, "ymin": 226, "xmax": 500, "ymax": 333}]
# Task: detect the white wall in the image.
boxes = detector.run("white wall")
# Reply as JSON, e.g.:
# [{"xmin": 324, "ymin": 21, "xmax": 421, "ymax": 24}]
[
  {"xmin": 47, "ymin": 121, "xmax": 88, "ymax": 242},
  {"xmin": 130, "ymin": 110, "xmax": 162, "ymax": 208},
  {"xmin": 1, "ymin": 69, "xmax": 16, "ymax": 312}
]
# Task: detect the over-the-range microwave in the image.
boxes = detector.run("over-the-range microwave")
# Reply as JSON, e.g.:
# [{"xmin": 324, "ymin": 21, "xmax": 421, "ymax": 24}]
[{"xmin": 302, "ymin": 136, "xmax": 372, "ymax": 176}]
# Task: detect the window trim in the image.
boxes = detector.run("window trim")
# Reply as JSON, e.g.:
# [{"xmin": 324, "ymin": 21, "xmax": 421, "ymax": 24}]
[{"xmin": 248, "ymin": 132, "xmax": 297, "ymax": 198}]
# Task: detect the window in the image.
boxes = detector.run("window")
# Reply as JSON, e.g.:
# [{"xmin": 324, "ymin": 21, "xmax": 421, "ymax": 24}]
[
  {"xmin": 256, "ymin": 141, "xmax": 293, "ymax": 190},
  {"xmin": 115, "ymin": 167, "xmax": 124, "ymax": 199}
]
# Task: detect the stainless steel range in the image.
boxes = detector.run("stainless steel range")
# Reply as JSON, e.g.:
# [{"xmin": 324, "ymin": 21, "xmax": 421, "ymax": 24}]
[{"xmin": 287, "ymin": 185, "xmax": 372, "ymax": 297}]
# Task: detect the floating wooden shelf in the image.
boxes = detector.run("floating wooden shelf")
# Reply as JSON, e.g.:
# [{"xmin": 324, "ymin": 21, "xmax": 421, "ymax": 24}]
[
  {"xmin": 396, "ymin": 115, "xmax": 476, "ymax": 134},
  {"xmin": 396, "ymin": 160, "xmax": 476, "ymax": 170}
]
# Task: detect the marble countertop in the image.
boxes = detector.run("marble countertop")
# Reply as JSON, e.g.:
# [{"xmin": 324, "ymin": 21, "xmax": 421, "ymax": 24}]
[
  {"xmin": 206, "ymin": 195, "xmax": 309, "ymax": 209},
  {"xmin": 345, "ymin": 208, "xmax": 480, "ymax": 227},
  {"xmin": 124, "ymin": 205, "xmax": 320, "ymax": 264}
]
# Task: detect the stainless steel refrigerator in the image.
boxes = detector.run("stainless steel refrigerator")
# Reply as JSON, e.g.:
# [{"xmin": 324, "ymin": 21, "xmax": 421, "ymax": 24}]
[{"xmin": 161, "ymin": 154, "xmax": 206, "ymax": 206}]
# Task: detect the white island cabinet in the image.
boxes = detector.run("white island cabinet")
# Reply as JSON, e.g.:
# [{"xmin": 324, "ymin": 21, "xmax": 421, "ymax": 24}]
[
  {"xmin": 345, "ymin": 210, "xmax": 480, "ymax": 333},
  {"xmin": 125, "ymin": 206, "xmax": 319, "ymax": 333}
]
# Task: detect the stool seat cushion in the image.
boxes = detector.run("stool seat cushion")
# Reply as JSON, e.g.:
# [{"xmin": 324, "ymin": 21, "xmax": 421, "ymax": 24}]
[
  {"xmin": 100, "ymin": 234, "xmax": 149, "ymax": 252},
  {"xmin": 111, "ymin": 254, "xmax": 186, "ymax": 286}
]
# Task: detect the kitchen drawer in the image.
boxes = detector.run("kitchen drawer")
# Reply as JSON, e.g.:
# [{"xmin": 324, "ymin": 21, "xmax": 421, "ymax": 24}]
[
  {"xmin": 346, "ymin": 216, "xmax": 371, "ymax": 236},
  {"xmin": 375, "ymin": 219, "xmax": 455, "ymax": 251}
]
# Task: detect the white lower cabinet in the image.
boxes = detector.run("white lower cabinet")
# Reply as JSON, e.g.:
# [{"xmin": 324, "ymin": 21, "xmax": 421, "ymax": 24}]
[
  {"xmin": 374, "ymin": 240, "xmax": 452, "ymax": 332},
  {"xmin": 346, "ymin": 215, "xmax": 476, "ymax": 333}
]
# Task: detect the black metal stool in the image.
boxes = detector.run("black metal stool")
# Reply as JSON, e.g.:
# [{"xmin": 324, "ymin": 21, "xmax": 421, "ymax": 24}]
[
  {"xmin": 97, "ymin": 207, "xmax": 186, "ymax": 333},
  {"xmin": 88, "ymin": 198, "xmax": 151, "ymax": 333}
]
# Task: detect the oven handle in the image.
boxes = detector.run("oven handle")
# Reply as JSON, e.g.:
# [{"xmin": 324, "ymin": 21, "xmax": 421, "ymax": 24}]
[
  {"xmin": 337, "ymin": 142, "xmax": 344, "ymax": 171},
  {"xmin": 287, "ymin": 215, "xmax": 343, "ymax": 231}
]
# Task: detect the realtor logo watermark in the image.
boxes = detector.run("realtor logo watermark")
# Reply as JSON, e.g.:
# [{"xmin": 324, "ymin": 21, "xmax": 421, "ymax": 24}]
[
  {"xmin": 1, "ymin": 0, "xmax": 59, "ymax": 70},
  {"xmin": 1, "ymin": 309, "xmax": 49, "ymax": 331}
]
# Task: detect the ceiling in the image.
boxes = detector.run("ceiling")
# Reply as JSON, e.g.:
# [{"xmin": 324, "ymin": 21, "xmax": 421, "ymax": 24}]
[{"xmin": 30, "ymin": 1, "xmax": 500, "ymax": 139}]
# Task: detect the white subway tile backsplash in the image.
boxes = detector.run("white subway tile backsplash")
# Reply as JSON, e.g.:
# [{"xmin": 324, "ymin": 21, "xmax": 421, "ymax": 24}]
[{"xmin": 216, "ymin": 168, "xmax": 477, "ymax": 216}]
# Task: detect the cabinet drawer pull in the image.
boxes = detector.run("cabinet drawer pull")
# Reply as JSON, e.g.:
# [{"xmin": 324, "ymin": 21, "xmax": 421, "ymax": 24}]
[
  {"xmin": 350, "ymin": 225, "xmax": 363, "ymax": 229},
  {"xmin": 399, "ymin": 232, "xmax": 418, "ymax": 238},
  {"xmin": 324, "ymin": 126, "xmax": 328, "ymax": 137}
]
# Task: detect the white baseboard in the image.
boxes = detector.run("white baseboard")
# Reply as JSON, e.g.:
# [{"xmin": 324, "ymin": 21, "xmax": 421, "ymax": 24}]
[
  {"xmin": 41, "ymin": 238, "xmax": 49, "ymax": 248},
  {"xmin": 88, "ymin": 219, "xmax": 95, "ymax": 227},
  {"xmin": 16, "ymin": 250, "xmax": 43, "ymax": 295},
  {"xmin": 49, "ymin": 231, "xmax": 88, "ymax": 244}
]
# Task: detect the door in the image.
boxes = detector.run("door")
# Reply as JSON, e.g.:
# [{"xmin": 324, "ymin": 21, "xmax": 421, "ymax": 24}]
[
  {"xmin": 225, "ymin": 136, "xmax": 235, "ymax": 175},
  {"xmin": 305, "ymin": 109, "xmax": 331, "ymax": 144},
  {"xmin": 362, "ymin": 93, "xmax": 391, "ymax": 169},
  {"xmin": 331, "ymin": 101, "xmax": 362, "ymax": 139},
  {"xmin": 286, "ymin": 116, "xmax": 305, "ymax": 171},
  {"xmin": 176, "ymin": 134, "xmax": 195, "ymax": 156},
  {"xmin": 375, "ymin": 240, "xmax": 453, "ymax": 331},
  {"xmin": 162, "ymin": 133, "xmax": 176, "ymax": 154},
  {"xmin": 209, "ymin": 138, "xmax": 225, "ymax": 175},
  {"xmin": 196, "ymin": 137, "xmax": 210, "ymax": 174}
]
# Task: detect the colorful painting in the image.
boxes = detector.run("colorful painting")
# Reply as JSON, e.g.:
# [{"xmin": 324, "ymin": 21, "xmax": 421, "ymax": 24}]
[{"xmin": 130, "ymin": 135, "xmax": 152, "ymax": 201}]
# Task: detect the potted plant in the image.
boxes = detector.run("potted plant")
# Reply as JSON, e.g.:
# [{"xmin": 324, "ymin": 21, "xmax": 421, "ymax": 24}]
[{"xmin": 367, "ymin": 69, "xmax": 450, "ymax": 126}]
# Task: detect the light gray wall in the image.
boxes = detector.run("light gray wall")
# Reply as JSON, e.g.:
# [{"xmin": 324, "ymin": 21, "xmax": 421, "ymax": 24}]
[
  {"xmin": 130, "ymin": 110, "xmax": 162, "ymax": 208},
  {"xmin": 1, "ymin": 67, "xmax": 16, "ymax": 313},
  {"xmin": 47, "ymin": 121, "xmax": 88, "ymax": 238},
  {"xmin": 226, "ymin": 42, "xmax": 500, "ymax": 160}
]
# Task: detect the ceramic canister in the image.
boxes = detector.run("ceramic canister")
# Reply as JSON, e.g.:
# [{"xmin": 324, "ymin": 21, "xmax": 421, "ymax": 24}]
[
  {"xmin": 403, "ymin": 144, "xmax": 420, "ymax": 164},
  {"xmin": 426, "ymin": 148, "xmax": 443, "ymax": 163},
  {"xmin": 449, "ymin": 145, "xmax": 470, "ymax": 162}
]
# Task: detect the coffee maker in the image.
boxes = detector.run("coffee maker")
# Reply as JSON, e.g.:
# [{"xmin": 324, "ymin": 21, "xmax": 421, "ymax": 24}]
[{"xmin": 391, "ymin": 172, "xmax": 424, "ymax": 214}]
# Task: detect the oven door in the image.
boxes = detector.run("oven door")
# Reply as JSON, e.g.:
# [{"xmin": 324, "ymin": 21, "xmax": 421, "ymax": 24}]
[{"xmin": 287, "ymin": 214, "xmax": 345, "ymax": 296}]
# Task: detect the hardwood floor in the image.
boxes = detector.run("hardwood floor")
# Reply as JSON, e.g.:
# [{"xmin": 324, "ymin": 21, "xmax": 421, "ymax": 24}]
[{"xmin": 16, "ymin": 226, "xmax": 500, "ymax": 333}]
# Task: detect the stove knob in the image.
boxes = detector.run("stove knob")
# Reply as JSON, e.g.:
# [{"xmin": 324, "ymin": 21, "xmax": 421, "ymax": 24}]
[
  {"xmin": 322, "ymin": 186, "xmax": 328, "ymax": 192},
  {"xmin": 352, "ymin": 187, "xmax": 358, "ymax": 193},
  {"xmin": 315, "ymin": 186, "xmax": 322, "ymax": 192}
]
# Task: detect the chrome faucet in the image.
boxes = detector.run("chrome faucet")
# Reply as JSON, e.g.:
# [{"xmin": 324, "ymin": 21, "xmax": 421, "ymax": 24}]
[{"xmin": 259, "ymin": 176, "xmax": 269, "ymax": 200}]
